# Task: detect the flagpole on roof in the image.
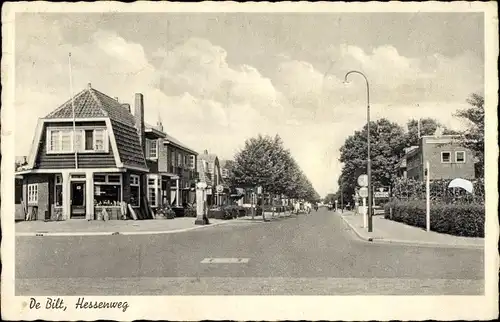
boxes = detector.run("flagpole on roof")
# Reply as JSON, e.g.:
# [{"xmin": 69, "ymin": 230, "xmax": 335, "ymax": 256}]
[{"xmin": 69, "ymin": 52, "xmax": 78, "ymax": 169}]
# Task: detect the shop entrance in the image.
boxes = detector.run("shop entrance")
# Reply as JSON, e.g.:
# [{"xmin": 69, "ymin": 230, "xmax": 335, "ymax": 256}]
[{"xmin": 71, "ymin": 181, "xmax": 86, "ymax": 218}]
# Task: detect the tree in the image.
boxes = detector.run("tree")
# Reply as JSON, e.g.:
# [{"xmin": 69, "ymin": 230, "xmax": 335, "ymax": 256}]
[
  {"xmin": 404, "ymin": 118, "xmax": 457, "ymax": 148},
  {"xmin": 338, "ymin": 118, "xmax": 407, "ymax": 203},
  {"xmin": 230, "ymin": 134, "xmax": 320, "ymax": 205},
  {"xmin": 454, "ymin": 93, "xmax": 484, "ymax": 177}
]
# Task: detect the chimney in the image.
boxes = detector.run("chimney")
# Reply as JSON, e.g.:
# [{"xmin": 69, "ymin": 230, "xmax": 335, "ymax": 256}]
[
  {"xmin": 204, "ymin": 149, "xmax": 208, "ymax": 155},
  {"xmin": 114, "ymin": 97, "xmax": 119, "ymax": 102},
  {"xmin": 121, "ymin": 103, "xmax": 131, "ymax": 113},
  {"xmin": 134, "ymin": 93, "xmax": 146, "ymax": 156},
  {"xmin": 87, "ymin": 83, "xmax": 92, "ymax": 89}
]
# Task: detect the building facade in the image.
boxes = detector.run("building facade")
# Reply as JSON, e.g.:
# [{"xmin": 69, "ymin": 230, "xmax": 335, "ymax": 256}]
[
  {"xmin": 144, "ymin": 121, "xmax": 198, "ymax": 210},
  {"xmin": 16, "ymin": 84, "xmax": 153, "ymax": 221},
  {"xmin": 197, "ymin": 150, "xmax": 229, "ymax": 206},
  {"xmin": 398, "ymin": 135, "xmax": 476, "ymax": 181}
]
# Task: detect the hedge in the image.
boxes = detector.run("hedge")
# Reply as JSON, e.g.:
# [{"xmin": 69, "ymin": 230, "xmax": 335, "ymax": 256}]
[
  {"xmin": 391, "ymin": 177, "xmax": 484, "ymax": 204},
  {"xmin": 383, "ymin": 200, "xmax": 484, "ymax": 237}
]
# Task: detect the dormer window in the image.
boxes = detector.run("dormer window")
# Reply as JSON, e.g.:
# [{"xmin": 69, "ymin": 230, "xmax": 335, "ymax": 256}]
[{"xmin": 47, "ymin": 128, "xmax": 108, "ymax": 154}]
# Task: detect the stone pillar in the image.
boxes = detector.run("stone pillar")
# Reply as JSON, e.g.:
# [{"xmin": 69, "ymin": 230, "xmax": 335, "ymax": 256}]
[
  {"xmin": 85, "ymin": 171, "xmax": 94, "ymax": 220},
  {"xmin": 195, "ymin": 182, "xmax": 209, "ymax": 225},
  {"xmin": 62, "ymin": 172, "xmax": 70, "ymax": 220}
]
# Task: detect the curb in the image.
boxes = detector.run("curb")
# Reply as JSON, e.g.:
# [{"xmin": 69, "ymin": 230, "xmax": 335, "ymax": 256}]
[
  {"xmin": 339, "ymin": 215, "xmax": 484, "ymax": 250},
  {"xmin": 15, "ymin": 220, "xmax": 229, "ymax": 237}
]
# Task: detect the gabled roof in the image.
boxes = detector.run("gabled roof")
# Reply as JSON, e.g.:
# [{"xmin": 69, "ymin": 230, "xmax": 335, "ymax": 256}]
[
  {"xmin": 45, "ymin": 84, "xmax": 135, "ymax": 127},
  {"xmin": 197, "ymin": 158, "xmax": 213, "ymax": 186},
  {"xmin": 199, "ymin": 151, "xmax": 218, "ymax": 164},
  {"xmin": 35, "ymin": 84, "xmax": 148, "ymax": 171},
  {"xmin": 145, "ymin": 122, "xmax": 198, "ymax": 155}
]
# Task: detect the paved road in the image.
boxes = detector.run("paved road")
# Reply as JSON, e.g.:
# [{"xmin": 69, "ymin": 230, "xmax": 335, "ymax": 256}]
[{"xmin": 16, "ymin": 209, "xmax": 484, "ymax": 295}]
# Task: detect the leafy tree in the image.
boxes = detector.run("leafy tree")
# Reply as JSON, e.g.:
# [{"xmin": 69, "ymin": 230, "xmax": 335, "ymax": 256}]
[
  {"xmin": 404, "ymin": 118, "xmax": 457, "ymax": 148},
  {"xmin": 338, "ymin": 118, "xmax": 407, "ymax": 203},
  {"xmin": 230, "ymin": 134, "xmax": 320, "ymax": 205},
  {"xmin": 454, "ymin": 93, "xmax": 484, "ymax": 177}
]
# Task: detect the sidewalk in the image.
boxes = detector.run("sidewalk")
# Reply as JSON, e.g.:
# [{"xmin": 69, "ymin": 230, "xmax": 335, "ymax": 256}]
[
  {"xmin": 339, "ymin": 211, "xmax": 484, "ymax": 249},
  {"xmin": 15, "ymin": 217, "xmax": 227, "ymax": 237}
]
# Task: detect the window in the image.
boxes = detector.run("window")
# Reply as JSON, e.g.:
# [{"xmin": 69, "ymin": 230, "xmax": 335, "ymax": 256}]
[
  {"xmin": 177, "ymin": 153, "xmax": 182, "ymax": 166},
  {"xmin": 54, "ymin": 175, "xmax": 63, "ymax": 207},
  {"xmin": 146, "ymin": 139, "xmax": 158, "ymax": 159},
  {"xmin": 441, "ymin": 151, "xmax": 451, "ymax": 163},
  {"xmin": 130, "ymin": 174, "xmax": 140, "ymax": 207},
  {"xmin": 455, "ymin": 151, "xmax": 466, "ymax": 163},
  {"xmin": 46, "ymin": 128, "xmax": 108, "ymax": 153},
  {"xmin": 28, "ymin": 184, "xmax": 38, "ymax": 204},
  {"xmin": 170, "ymin": 151, "xmax": 175, "ymax": 166},
  {"xmin": 94, "ymin": 129, "xmax": 105, "ymax": 151},
  {"xmin": 93, "ymin": 174, "xmax": 123, "ymax": 207},
  {"xmin": 189, "ymin": 155, "xmax": 195, "ymax": 169},
  {"xmin": 147, "ymin": 176, "xmax": 158, "ymax": 207}
]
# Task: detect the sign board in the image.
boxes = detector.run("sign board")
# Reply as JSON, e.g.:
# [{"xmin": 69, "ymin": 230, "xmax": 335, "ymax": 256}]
[
  {"xmin": 359, "ymin": 187, "xmax": 368, "ymax": 198},
  {"xmin": 374, "ymin": 186, "xmax": 390, "ymax": 198},
  {"xmin": 374, "ymin": 191, "xmax": 390, "ymax": 198},
  {"xmin": 257, "ymin": 186, "xmax": 263, "ymax": 194},
  {"xmin": 216, "ymin": 185, "xmax": 224, "ymax": 193},
  {"xmin": 357, "ymin": 174, "xmax": 368, "ymax": 187}
]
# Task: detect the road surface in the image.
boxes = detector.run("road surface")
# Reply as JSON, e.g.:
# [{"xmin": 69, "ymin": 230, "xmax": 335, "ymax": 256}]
[{"xmin": 16, "ymin": 208, "xmax": 484, "ymax": 295}]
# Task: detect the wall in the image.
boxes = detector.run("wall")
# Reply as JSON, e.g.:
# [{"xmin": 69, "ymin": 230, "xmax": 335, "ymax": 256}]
[
  {"xmin": 23, "ymin": 174, "xmax": 51, "ymax": 221},
  {"xmin": 422, "ymin": 138, "xmax": 475, "ymax": 180}
]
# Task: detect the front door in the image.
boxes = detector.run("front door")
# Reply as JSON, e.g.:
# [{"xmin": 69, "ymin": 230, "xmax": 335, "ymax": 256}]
[{"xmin": 71, "ymin": 181, "xmax": 86, "ymax": 218}]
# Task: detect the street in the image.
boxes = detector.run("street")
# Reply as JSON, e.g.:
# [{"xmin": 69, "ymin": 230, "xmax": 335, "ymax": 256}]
[{"xmin": 16, "ymin": 209, "xmax": 484, "ymax": 295}]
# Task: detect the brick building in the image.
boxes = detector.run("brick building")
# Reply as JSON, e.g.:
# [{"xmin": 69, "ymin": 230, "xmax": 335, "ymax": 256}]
[{"xmin": 397, "ymin": 134, "xmax": 476, "ymax": 181}]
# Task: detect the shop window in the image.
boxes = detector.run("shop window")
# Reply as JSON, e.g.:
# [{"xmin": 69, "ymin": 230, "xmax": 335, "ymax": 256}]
[
  {"xmin": 93, "ymin": 174, "xmax": 123, "ymax": 207},
  {"xmin": 94, "ymin": 185, "xmax": 121, "ymax": 206},
  {"xmin": 147, "ymin": 176, "xmax": 158, "ymax": 207},
  {"xmin": 130, "ymin": 174, "xmax": 140, "ymax": 207},
  {"xmin": 54, "ymin": 175, "xmax": 63, "ymax": 207},
  {"xmin": 28, "ymin": 184, "xmax": 38, "ymax": 204}
]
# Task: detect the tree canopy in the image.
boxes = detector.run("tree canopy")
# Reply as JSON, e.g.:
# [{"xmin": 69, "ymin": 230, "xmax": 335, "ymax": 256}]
[
  {"xmin": 229, "ymin": 134, "xmax": 319, "ymax": 201},
  {"xmin": 454, "ymin": 93, "xmax": 484, "ymax": 177}
]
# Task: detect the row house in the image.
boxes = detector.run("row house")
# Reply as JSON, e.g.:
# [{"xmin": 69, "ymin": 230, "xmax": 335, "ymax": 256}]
[
  {"xmin": 197, "ymin": 150, "xmax": 229, "ymax": 206},
  {"xmin": 144, "ymin": 121, "xmax": 198, "ymax": 210},
  {"xmin": 15, "ymin": 83, "xmax": 194, "ymax": 221},
  {"xmin": 396, "ymin": 134, "xmax": 476, "ymax": 181},
  {"xmin": 16, "ymin": 83, "xmax": 151, "ymax": 221}
]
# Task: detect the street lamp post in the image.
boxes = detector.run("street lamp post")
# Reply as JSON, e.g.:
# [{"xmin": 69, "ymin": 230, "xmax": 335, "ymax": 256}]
[{"xmin": 344, "ymin": 70, "xmax": 373, "ymax": 232}]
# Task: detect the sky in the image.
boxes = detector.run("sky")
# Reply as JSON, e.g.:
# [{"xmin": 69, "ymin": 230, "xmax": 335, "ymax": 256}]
[{"xmin": 14, "ymin": 12, "xmax": 484, "ymax": 197}]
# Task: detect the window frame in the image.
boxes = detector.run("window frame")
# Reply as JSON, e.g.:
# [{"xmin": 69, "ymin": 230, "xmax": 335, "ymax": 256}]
[
  {"xmin": 129, "ymin": 174, "xmax": 141, "ymax": 207},
  {"xmin": 441, "ymin": 151, "xmax": 451, "ymax": 163},
  {"xmin": 46, "ymin": 127, "xmax": 109, "ymax": 154},
  {"xmin": 147, "ymin": 175, "xmax": 159, "ymax": 208},
  {"xmin": 27, "ymin": 183, "xmax": 38, "ymax": 205},
  {"xmin": 54, "ymin": 175, "xmax": 63, "ymax": 208},
  {"xmin": 189, "ymin": 155, "xmax": 195, "ymax": 169},
  {"xmin": 146, "ymin": 139, "xmax": 158, "ymax": 160},
  {"xmin": 455, "ymin": 151, "xmax": 466, "ymax": 163}
]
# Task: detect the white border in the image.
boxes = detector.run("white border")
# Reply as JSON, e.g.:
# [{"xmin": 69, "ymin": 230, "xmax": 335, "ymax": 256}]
[{"xmin": 2, "ymin": 1, "xmax": 499, "ymax": 321}]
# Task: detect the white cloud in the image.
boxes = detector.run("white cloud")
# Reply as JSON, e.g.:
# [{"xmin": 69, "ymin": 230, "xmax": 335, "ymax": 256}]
[{"xmin": 14, "ymin": 21, "xmax": 483, "ymax": 197}]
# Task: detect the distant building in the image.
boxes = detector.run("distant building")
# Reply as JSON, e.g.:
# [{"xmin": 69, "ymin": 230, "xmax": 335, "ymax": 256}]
[
  {"xmin": 144, "ymin": 120, "xmax": 198, "ymax": 209},
  {"xmin": 397, "ymin": 134, "xmax": 476, "ymax": 181},
  {"xmin": 197, "ymin": 150, "xmax": 229, "ymax": 206}
]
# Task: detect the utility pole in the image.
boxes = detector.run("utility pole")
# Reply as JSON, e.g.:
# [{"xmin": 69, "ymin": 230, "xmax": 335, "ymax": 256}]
[{"xmin": 340, "ymin": 176, "xmax": 344, "ymax": 213}]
